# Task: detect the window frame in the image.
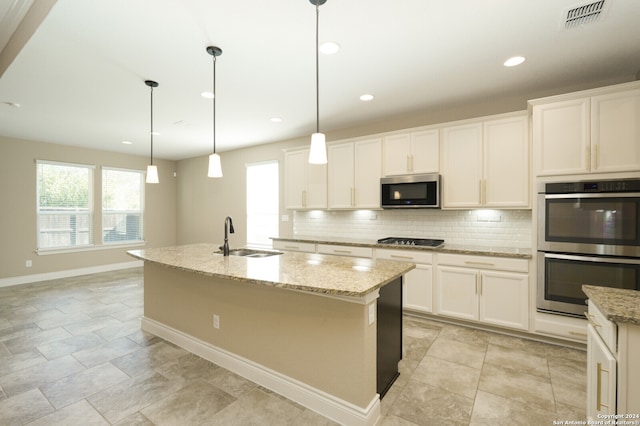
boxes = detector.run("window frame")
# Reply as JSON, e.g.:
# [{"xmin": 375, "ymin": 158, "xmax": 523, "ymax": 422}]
[{"xmin": 36, "ymin": 160, "xmax": 95, "ymax": 252}]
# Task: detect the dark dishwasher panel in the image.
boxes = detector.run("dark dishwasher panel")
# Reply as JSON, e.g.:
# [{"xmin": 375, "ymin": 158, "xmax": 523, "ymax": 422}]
[{"xmin": 377, "ymin": 276, "xmax": 402, "ymax": 398}]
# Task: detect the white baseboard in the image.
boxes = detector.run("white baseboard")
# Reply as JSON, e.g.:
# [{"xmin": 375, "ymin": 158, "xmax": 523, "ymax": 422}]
[
  {"xmin": 0, "ymin": 261, "xmax": 143, "ymax": 288},
  {"xmin": 141, "ymin": 317, "xmax": 381, "ymax": 426}
]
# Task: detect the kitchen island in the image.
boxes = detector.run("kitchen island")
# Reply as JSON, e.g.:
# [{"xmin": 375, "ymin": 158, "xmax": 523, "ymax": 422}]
[{"xmin": 127, "ymin": 243, "xmax": 415, "ymax": 426}]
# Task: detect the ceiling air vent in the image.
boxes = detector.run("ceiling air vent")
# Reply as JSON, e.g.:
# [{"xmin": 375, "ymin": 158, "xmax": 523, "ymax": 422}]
[{"xmin": 563, "ymin": 0, "xmax": 608, "ymax": 29}]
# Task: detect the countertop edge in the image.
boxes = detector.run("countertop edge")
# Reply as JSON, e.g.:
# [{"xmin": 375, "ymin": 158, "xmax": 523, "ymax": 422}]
[
  {"xmin": 583, "ymin": 285, "xmax": 640, "ymax": 326},
  {"xmin": 271, "ymin": 237, "xmax": 532, "ymax": 259}
]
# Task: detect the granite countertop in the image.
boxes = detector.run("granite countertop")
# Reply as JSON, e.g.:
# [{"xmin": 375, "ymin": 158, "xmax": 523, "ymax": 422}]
[
  {"xmin": 272, "ymin": 235, "xmax": 532, "ymax": 259},
  {"xmin": 583, "ymin": 285, "xmax": 640, "ymax": 326},
  {"xmin": 128, "ymin": 243, "xmax": 415, "ymax": 298}
]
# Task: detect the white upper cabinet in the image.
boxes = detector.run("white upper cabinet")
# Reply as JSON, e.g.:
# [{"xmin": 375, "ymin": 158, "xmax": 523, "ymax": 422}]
[
  {"xmin": 483, "ymin": 115, "xmax": 530, "ymax": 207},
  {"xmin": 383, "ymin": 129, "xmax": 439, "ymax": 176},
  {"xmin": 441, "ymin": 122, "xmax": 483, "ymax": 208},
  {"xmin": 533, "ymin": 98, "xmax": 591, "ymax": 176},
  {"xmin": 441, "ymin": 113, "xmax": 529, "ymax": 209},
  {"xmin": 591, "ymin": 89, "xmax": 640, "ymax": 173},
  {"xmin": 284, "ymin": 149, "xmax": 327, "ymax": 210},
  {"xmin": 328, "ymin": 138, "xmax": 382, "ymax": 209},
  {"xmin": 533, "ymin": 83, "xmax": 640, "ymax": 176}
]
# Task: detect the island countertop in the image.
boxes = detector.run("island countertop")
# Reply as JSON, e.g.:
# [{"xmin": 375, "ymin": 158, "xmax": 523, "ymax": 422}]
[
  {"xmin": 583, "ymin": 285, "xmax": 640, "ymax": 326},
  {"xmin": 128, "ymin": 243, "xmax": 415, "ymax": 298}
]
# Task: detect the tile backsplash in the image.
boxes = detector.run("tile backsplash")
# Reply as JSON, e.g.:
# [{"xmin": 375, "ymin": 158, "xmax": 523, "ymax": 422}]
[{"xmin": 293, "ymin": 209, "xmax": 532, "ymax": 248}]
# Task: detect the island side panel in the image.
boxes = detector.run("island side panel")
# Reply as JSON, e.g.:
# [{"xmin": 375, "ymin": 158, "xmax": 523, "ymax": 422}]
[{"xmin": 143, "ymin": 262, "xmax": 377, "ymax": 409}]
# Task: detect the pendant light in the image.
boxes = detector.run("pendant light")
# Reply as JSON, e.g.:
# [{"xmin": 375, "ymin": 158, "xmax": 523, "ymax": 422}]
[
  {"xmin": 144, "ymin": 80, "xmax": 159, "ymax": 184},
  {"xmin": 308, "ymin": 0, "xmax": 328, "ymax": 165},
  {"xmin": 206, "ymin": 45, "xmax": 223, "ymax": 178}
]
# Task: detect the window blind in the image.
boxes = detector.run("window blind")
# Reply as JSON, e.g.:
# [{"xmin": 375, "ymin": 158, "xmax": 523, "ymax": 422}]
[{"xmin": 36, "ymin": 160, "xmax": 94, "ymax": 250}]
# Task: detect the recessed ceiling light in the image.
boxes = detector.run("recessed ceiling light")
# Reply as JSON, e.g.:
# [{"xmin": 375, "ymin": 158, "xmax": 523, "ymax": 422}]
[
  {"xmin": 201, "ymin": 91, "xmax": 214, "ymax": 99},
  {"xmin": 270, "ymin": 117, "xmax": 282, "ymax": 123},
  {"xmin": 360, "ymin": 94, "xmax": 374, "ymax": 101},
  {"xmin": 320, "ymin": 41, "xmax": 340, "ymax": 55},
  {"xmin": 122, "ymin": 140, "xmax": 133, "ymax": 145},
  {"xmin": 504, "ymin": 56, "xmax": 526, "ymax": 67}
]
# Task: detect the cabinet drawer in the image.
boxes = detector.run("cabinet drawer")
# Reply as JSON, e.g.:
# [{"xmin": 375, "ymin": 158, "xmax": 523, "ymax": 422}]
[
  {"xmin": 534, "ymin": 312, "xmax": 588, "ymax": 342},
  {"xmin": 272, "ymin": 240, "xmax": 316, "ymax": 253},
  {"xmin": 587, "ymin": 300, "xmax": 617, "ymax": 352},
  {"xmin": 437, "ymin": 253, "xmax": 528, "ymax": 273},
  {"xmin": 375, "ymin": 249, "xmax": 432, "ymax": 264},
  {"xmin": 317, "ymin": 244, "xmax": 372, "ymax": 258}
]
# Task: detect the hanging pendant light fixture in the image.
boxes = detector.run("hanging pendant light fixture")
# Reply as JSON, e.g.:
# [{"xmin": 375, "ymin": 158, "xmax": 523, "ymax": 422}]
[
  {"xmin": 308, "ymin": 0, "xmax": 328, "ymax": 165},
  {"xmin": 206, "ymin": 45, "xmax": 223, "ymax": 178},
  {"xmin": 144, "ymin": 80, "xmax": 159, "ymax": 184}
]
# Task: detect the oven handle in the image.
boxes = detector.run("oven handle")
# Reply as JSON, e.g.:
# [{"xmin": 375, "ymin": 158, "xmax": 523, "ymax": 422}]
[
  {"xmin": 544, "ymin": 192, "xmax": 640, "ymax": 199},
  {"xmin": 541, "ymin": 252, "xmax": 640, "ymax": 265}
]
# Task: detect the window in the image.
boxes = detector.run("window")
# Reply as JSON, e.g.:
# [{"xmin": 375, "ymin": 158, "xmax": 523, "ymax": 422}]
[
  {"xmin": 102, "ymin": 167, "xmax": 144, "ymax": 244},
  {"xmin": 246, "ymin": 161, "xmax": 279, "ymax": 247},
  {"xmin": 37, "ymin": 160, "xmax": 94, "ymax": 250}
]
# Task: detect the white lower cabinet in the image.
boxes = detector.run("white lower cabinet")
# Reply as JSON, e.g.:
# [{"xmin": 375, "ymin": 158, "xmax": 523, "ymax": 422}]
[
  {"xmin": 376, "ymin": 249, "xmax": 433, "ymax": 313},
  {"xmin": 587, "ymin": 323, "xmax": 617, "ymax": 419},
  {"xmin": 586, "ymin": 300, "xmax": 640, "ymax": 419},
  {"xmin": 435, "ymin": 253, "xmax": 529, "ymax": 331}
]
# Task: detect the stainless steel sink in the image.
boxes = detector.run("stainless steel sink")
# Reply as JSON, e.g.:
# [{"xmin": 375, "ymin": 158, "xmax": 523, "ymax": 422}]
[{"xmin": 215, "ymin": 248, "xmax": 283, "ymax": 258}]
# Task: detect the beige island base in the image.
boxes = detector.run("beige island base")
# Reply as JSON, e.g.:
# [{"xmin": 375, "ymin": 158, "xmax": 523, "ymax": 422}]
[{"xmin": 128, "ymin": 244, "xmax": 415, "ymax": 426}]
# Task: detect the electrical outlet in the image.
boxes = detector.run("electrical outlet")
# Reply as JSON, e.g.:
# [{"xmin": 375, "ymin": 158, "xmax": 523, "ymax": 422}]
[
  {"xmin": 26, "ymin": 260, "xmax": 32, "ymax": 267},
  {"xmin": 368, "ymin": 303, "xmax": 375, "ymax": 325},
  {"xmin": 213, "ymin": 314, "xmax": 220, "ymax": 329}
]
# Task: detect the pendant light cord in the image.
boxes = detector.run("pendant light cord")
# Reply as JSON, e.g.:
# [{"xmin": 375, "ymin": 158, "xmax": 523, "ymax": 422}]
[
  {"xmin": 213, "ymin": 53, "xmax": 217, "ymax": 155},
  {"xmin": 315, "ymin": 1, "xmax": 320, "ymax": 134},
  {"xmin": 150, "ymin": 85, "xmax": 154, "ymax": 165}
]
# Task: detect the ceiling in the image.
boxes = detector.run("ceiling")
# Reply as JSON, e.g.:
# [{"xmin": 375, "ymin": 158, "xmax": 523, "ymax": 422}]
[{"xmin": 1, "ymin": 0, "xmax": 639, "ymax": 161}]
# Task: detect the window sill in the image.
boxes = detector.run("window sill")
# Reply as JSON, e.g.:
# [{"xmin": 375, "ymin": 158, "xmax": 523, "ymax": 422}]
[{"xmin": 36, "ymin": 241, "xmax": 147, "ymax": 256}]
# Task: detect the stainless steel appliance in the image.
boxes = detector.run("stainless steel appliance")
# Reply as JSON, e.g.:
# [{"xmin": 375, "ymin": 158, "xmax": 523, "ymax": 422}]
[
  {"xmin": 377, "ymin": 237, "xmax": 444, "ymax": 248},
  {"xmin": 537, "ymin": 252, "xmax": 640, "ymax": 317},
  {"xmin": 380, "ymin": 174, "xmax": 441, "ymax": 208},
  {"xmin": 537, "ymin": 178, "xmax": 640, "ymax": 317}
]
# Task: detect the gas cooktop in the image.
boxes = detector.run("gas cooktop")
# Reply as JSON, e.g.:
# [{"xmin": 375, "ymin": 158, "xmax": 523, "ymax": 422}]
[{"xmin": 377, "ymin": 237, "xmax": 445, "ymax": 248}]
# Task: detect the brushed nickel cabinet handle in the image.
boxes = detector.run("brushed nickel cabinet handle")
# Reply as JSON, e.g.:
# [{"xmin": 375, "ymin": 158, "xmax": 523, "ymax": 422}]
[
  {"xmin": 390, "ymin": 254, "xmax": 414, "ymax": 260},
  {"xmin": 597, "ymin": 362, "xmax": 609, "ymax": 411},
  {"xmin": 464, "ymin": 261, "xmax": 495, "ymax": 267},
  {"xmin": 568, "ymin": 330, "xmax": 588, "ymax": 337},
  {"xmin": 334, "ymin": 249, "xmax": 352, "ymax": 254},
  {"xmin": 584, "ymin": 312, "xmax": 601, "ymax": 328}
]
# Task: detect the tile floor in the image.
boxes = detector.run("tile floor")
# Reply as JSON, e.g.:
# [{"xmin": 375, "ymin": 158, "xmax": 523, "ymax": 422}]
[{"xmin": 0, "ymin": 268, "xmax": 587, "ymax": 425}]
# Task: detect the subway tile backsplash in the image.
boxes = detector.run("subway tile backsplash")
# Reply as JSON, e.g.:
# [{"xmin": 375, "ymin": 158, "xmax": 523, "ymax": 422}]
[{"xmin": 293, "ymin": 209, "xmax": 532, "ymax": 248}]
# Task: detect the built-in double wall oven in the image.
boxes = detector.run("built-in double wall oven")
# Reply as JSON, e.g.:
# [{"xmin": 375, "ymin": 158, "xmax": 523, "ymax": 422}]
[{"xmin": 537, "ymin": 178, "xmax": 640, "ymax": 317}]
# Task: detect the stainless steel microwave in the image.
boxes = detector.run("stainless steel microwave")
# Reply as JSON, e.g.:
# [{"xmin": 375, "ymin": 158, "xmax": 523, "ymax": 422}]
[{"xmin": 380, "ymin": 174, "xmax": 441, "ymax": 208}]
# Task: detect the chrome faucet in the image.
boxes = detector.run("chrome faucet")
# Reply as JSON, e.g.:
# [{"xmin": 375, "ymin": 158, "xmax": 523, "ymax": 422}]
[{"xmin": 220, "ymin": 216, "xmax": 235, "ymax": 256}]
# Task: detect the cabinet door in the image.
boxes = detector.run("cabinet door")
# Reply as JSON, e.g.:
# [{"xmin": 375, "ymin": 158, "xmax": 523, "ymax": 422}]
[
  {"xmin": 483, "ymin": 115, "xmax": 530, "ymax": 208},
  {"xmin": 533, "ymin": 98, "xmax": 590, "ymax": 176},
  {"xmin": 354, "ymin": 138, "xmax": 382, "ymax": 208},
  {"xmin": 587, "ymin": 324, "xmax": 617, "ymax": 420},
  {"xmin": 435, "ymin": 266, "xmax": 478, "ymax": 321},
  {"xmin": 404, "ymin": 264, "xmax": 433, "ymax": 313},
  {"xmin": 328, "ymin": 142, "xmax": 354, "ymax": 208},
  {"xmin": 383, "ymin": 134, "xmax": 411, "ymax": 176},
  {"xmin": 284, "ymin": 150, "xmax": 307, "ymax": 210},
  {"xmin": 478, "ymin": 270, "xmax": 528, "ymax": 330},
  {"xmin": 306, "ymin": 162, "xmax": 327, "ymax": 209},
  {"xmin": 592, "ymin": 89, "xmax": 640, "ymax": 173},
  {"xmin": 441, "ymin": 123, "xmax": 483, "ymax": 208},
  {"xmin": 410, "ymin": 130, "xmax": 439, "ymax": 174}
]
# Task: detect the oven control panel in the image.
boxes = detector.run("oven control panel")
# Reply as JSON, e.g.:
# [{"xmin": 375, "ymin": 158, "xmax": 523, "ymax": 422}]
[{"xmin": 545, "ymin": 178, "xmax": 640, "ymax": 194}]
